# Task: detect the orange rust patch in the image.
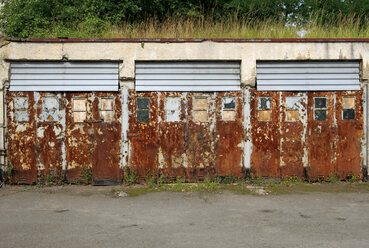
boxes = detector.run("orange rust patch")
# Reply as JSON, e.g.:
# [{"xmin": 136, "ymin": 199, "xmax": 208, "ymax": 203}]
[{"xmin": 250, "ymin": 90, "xmax": 280, "ymax": 178}]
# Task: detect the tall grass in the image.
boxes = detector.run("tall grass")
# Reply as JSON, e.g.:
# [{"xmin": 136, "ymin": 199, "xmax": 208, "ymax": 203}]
[{"xmin": 40, "ymin": 14, "xmax": 369, "ymax": 39}]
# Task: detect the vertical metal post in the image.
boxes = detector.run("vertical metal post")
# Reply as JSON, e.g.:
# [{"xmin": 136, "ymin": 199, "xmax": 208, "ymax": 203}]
[
  {"xmin": 243, "ymin": 88, "xmax": 252, "ymax": 177},
  {"xmin": 364, "ymin": 82, "xmax": 369, "ymax": 180}
]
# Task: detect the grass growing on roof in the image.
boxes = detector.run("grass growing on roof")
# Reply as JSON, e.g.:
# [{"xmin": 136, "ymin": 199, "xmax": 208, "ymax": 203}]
[{"xmin": 31, "ymin": 15, "xmax": 369, "ymax": 39}]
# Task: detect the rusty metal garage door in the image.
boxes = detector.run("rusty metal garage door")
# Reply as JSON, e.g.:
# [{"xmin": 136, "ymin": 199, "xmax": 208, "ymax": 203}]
[{"xmin": 128, "ymin": 91, "xmax": 245, "ymax": 180}]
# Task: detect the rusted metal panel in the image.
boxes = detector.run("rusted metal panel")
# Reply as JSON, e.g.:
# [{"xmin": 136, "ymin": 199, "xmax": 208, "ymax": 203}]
[
  {"xmin": 158, "ymin": 92, "xmax": 187, "ymax": 178},
  {"xmin": 250, "ymin": 90, "xmax": 280, "ymax": 178},
  {"xmin": 215, "ymin": 91, "xmax": 244, "ymax": 177},
  {"xmin": 7, "ymin": 92, "xmax": 37, "ymax": 184},
  {"xmin": 128, "ymin": 91, "xmax": 159, "ymax": 178},
  {"xmin": 306, "ymin": 92, "xmax": 335, "ymax": 179},
  {"xmin": 65, "ymin": 92, "xmax": 122, "ymax": 183},
  {"xmin": 279, "ymin": 92, "xmax": 306, "ymax": 178},
  {"xmin": 65, "ymin": 92, "xmax": 93, "ymax": 182},
  {"xmin": 335, "ymin": 91, "xmax": 363, "ymax": 179},
  {"xmin": 91, "ymin": 92, "xmax": 122, "ymax": 184},
  {"xmin": 185, "ymin": 92, "xmax": 216, "ymax": 180},
  {"xmin": 35, "ymin": 92, "xmax": 64, "ymax": 182}
]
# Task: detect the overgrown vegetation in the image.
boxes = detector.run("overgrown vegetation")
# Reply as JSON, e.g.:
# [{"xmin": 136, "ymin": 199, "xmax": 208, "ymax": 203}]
[
  {"xmin": 80, "ymin": 165, "xmax": 92, "ymax": 184},
  {"xmin": 122, "ymin": 174, "xmax": 369, "ymax": 197},
  {"xmin": 0, "ymin": 0, "xmax": 368, "ymax": 38}
]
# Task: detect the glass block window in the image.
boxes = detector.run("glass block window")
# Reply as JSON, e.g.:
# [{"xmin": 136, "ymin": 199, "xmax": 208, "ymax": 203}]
[
  {"xmin": 137, "ymin": 97, "xmax": 150, "ymax": 122},
  {"xmin": 72, "ymin": 98, "xmax": 87, "ymax": 123},
  {"xmin": 314, "ymin": 97, "xmax": 327, "ymax": 121},
  {"xmin": 14, "ymin": 96, "xmax": 29, "ymax": 122},
  {"xmin": 342, "ymin": 96, "xmax": 355, "ymax": 120},
  {"xmin": 222, "ymin": 97, "xmax": 236, "ymax": 121},
  {"xmin": 193, "ymin": 97, "xmax": 208, "ymax": 122},
  {"xmin": 258, "ymin": 97, "xmax": 271, "ymax": 122},
  {"xmin": 99, "ymin": 98, "xmax": 114, "ymax": 122},
  {"xmin": 41, "ymin": 96, "xmax": 58, "ymax": 122}
]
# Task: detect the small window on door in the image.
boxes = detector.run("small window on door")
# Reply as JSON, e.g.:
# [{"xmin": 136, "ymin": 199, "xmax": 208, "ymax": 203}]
[
  {"xmin": 342, "ymin": 96, "xmax": 355, "ymax": 120},
  {"xmin": 100, "ymin": 98, "xmax": 114, "ymax": 122},
  {"xmin": 137, "ymin": 97, "xmax": 150, "ymax": 122},
  {"xmin": 258, "ymin": 97, "xmax": 271, "ymax": 122},
  {"xmin": 165, "ymin": 97, "xmax": 181, "ymax": 122},
  {"xmin": 193, "ymin": 97, "xmax": 208, "ymax": 122},
  {"xmin": 285, "ymin": 96, "xmax": 300, "ymax": 122},
  {"xmin": 41, "ymin": 96, "xmax": 58, "ymax": 122},
  {"xmin": 14, "ymin": 96, "xmax": 29, "ymax": 122},
  {"xmin": 72, "ymin": 98, "xmax": 87, "ymax": 123},
  {"xmin": 222, "ymin": 97, "xmax": 236, "ymax": 121},
  {"xmin": 314, "ymin": 97, "xmax": 327, "ymax": 121}
]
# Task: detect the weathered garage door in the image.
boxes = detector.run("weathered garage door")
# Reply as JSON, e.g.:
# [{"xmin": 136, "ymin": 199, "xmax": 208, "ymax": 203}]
[
  {"xmin": 131, "ymin": 61, "xmax": 243, "ymax": 180},
  {"xmin": 7, "ymin": 92, "xmax": 37, "ymax": 184},
  {"xmin": 65, "ymin": 92, "xmax": 122, "ymax": 184},
  {"xmin": 128, "ymin": 91, "xmax": 245, "ymax": 180},
  {"xmin": 7, "ymin": 61, "xmax": 121, "ymax": 184},
  {"xmin": 254, "ymin": 61, "xmax": 363, "ymax": 179}
]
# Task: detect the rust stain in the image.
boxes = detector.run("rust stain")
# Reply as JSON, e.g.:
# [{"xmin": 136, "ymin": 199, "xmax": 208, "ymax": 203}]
[
  {"xmin": 91, "ymin": 92, "xmax": 122, "ymax": 183},
  {"xmin": 158, "ymin": 92, "xmax": 186, "ymax": 178},
  {"xmin": 306, "ymin": 92, "xmax": 335, "ymax": 179},
  {"xmin": 215, "ymin": 91, "xmax": 244, "ymax": 177},
  {"xmin": 250, "ymin": 90, "xmax": 280, "ymax": 178},
  {"xmin": 279, "ymin": 92, "xmax": 305, "ymax": 178},
  {"xmin": 7, "ymin": 91, "xmax": 37, "ymax": 184},
  {"xmin": 335, "ymin": 91, "xmax": 363, "ymax": 179},
  {"xmin": 6, "ymin": 88, "xmax": 365, "ymax": 184},
  {"xmin": 36, "ymin": 92, "xmax": 64, "ymax": 182},
  {"xmin": 65, "ymin": 92, "xmax": 93, "ymax": 182},
  {"xmin": 128, "ymin": 91, "xmax": 159, "ymax": 179},
  {"xmin": 185, "ymin": 92, "xmax": 216, "ymax": 181}
]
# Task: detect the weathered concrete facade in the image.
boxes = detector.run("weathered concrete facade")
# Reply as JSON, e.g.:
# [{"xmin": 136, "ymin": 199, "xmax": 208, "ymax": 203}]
[{"xmin": 0, "ymin": 38, "xmax": 368, "ymax": 183}]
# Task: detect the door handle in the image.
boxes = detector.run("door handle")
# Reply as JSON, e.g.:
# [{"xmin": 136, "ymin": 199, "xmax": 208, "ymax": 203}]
[{"xmin": 84, "ymin": 119, "xmax": 104, "ymax": 124}]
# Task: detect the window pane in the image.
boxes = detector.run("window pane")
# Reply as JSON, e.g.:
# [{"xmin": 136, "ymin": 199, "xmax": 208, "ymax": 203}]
[
  {"xmin": 100, "ymin": 110, "xmax": 114, "ymax": 122},
  {"xmin": 14, "ymin": 97, "xmax": 28, "ymax": 110},
  {"xmin": 343, "ymin": 109, "xmax": 355, "ymax": 120},
  {"xmin": 101, "ymin": 98, "xmax": 114, "ymax": 111},
  {"xmin": 137, "ymin": 98, "xmax": 149, "ymax": 110},
  {"xmin": 258, "ymin": 110, "xmax": 272, "ymax": 121},
  {"xmin": 314, "ymin": 110, "xmax": 327, "ymax": 121},
  {"xmin": 314, "ymin": 98, "xmax": 326, "ymax": 108},
  {"xmin": 223, "ymin": 97, "xmax": 235, "ymax": 109},
  {"xmin": 73, "ymin": 112, "xmax": 86, "ymax": 122},
  {"xmin": 194, "ymin": 98, "xmax": 207, "ymax": 110},
  {"xmin": 166, "ymin": 97, "xmax": 181, "ymax": 111},
  {"xmin": 137, "ymin": 110, "xmax": 149, "ymax": 122},
  {"xmin": 15, "ymin": 110, "xmax": 29, "ymax": 122},
  {"xmin": 73, "ymin": 99, "xmax": 86, "ymax": 111},
  {"xmin": 258, "ymin": 97, "xmax": 271, "ymax": 110},
  {"xmin": 286, "ymin": 96, "xmax": 300, "ymax": 110},
  {"xmin": 43, "ymin": 97, "xmax": 58, "ymax": 111},
  {"xmin": 342, "ymin": 96, "xmax": 355, "ymax": 109},
  {"xmin": 286, "ymin": 110, "xmax": 299, "ymax": 121},
  {"xmin": 42, "ymin": 110, "xmax": 58, "ymax": 122}
]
